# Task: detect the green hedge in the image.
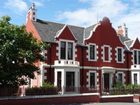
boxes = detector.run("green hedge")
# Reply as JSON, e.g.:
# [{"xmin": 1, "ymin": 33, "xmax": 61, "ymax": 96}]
[{"xmin": 26, "ymin": 82, "xmax": 58, "ymax": 95}]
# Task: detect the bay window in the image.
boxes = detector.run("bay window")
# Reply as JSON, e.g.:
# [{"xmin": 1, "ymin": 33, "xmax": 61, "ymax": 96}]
[
  {"xmin": 60, "ymin": 41, "xmax": 74, "ymax": 60},
  {"xmin": 68, "ymin": 42, "xmax": 73, "ymax": 60},
  {"xmin": 60, "ymin": 41, "xmax": 66, "ymax": 59}
]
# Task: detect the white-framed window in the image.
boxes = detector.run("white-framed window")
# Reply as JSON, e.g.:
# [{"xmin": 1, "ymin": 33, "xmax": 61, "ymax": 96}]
[
  {"xmin": 103, "ymin": 45, "xmax": 111, "ymax": 62},
  {"xmin": 88, "ymin": 44, "xmax": 97, "ymax": 61},
  {"xmin": 132, "ymin": 72, "xmax": 139, "ymax": 85},
  {"xmin": 89, "ymin": 71, "xmax": 96, "ymax": 89},
  {"xmin": 134, "ymin": 73, "xmax": 138, "ymax": 85},
  {"xmin": 59, "ymin": 40, "xmax": 74, "ymax": 60},
  {"xmin": 133, "ymin": 49, "xmax": 140, "ymax": 64},
  {"xmin": 116, "ymin": 47, "xmax": 124, "ymax": 63},
  {"xmin": 117, "ymin": 72, "xmax": 124, "ymax": 84}
]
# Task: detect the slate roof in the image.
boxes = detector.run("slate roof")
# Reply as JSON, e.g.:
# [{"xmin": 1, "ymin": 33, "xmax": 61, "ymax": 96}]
[
  {"xmin": 84, "ymin": 24, "xmax": 96, "ymax": 39},
  {"xmin": 32, "ymin": 19, "xmax": 64, "ymax": 42},
  {"xmin": 119, "ymin": 35, "xmax": 130, "ymax": 43},
  {"xmin": 32, "ymin": 19, "xmax": 133, "ymax": 49},
  {"xmin": 33, "ymin": 19, "xmax": 84, "ymax": 44},
  {"xmin": 124, "ymin": 40, "xmax": 133, "ymax": 49}
]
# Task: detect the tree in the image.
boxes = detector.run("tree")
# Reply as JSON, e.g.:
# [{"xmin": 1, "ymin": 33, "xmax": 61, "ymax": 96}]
[{"xmin": 0, "ymin": 16, "xmax": 45, "ymax": 87}]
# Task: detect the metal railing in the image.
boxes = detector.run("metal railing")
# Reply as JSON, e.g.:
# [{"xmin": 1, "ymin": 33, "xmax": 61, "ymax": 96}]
[{"xmin": 102, "ymin": 88, "xmax": 140, "ymax": 95}]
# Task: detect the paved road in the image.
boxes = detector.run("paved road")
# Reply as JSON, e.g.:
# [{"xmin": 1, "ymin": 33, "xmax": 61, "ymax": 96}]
[
  {"xmin": 81, "ymin": 103, "xmax": 140, "ymax": 105},
  {"xmin": 54, "ymin": 103, "xmax": 140, "ymax": 105}
]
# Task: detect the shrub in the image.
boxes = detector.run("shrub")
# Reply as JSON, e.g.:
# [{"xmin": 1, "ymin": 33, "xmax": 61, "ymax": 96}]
[{"xmin": 26, "ymin": 82, "xmax": 58, "ymax": 96}]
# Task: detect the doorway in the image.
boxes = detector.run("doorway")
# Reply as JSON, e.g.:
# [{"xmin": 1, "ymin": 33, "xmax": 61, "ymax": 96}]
[
  {"xmin": 66, "ymin": 72, "xmax": 75, "ymax": 92},
  {"xmin": 57, "ymin": 72, "xmax": 61, "ymax": 91},
  {"xmin": 103, "ymin": 73, "xmax": 110, "ymax": 91}
]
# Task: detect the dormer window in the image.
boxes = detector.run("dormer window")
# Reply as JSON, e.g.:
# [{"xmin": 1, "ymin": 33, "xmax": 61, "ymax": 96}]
[
  {"xmin": 60, "ymin": 40, "xmax": 74, "ymax": 60},
  {"xmin": 89, "ymin": 44, "xmax": 97, "ymax": 61},
  {"xmin": 116, "ymin": 47, "xmax": 123, "ymax": 63}
]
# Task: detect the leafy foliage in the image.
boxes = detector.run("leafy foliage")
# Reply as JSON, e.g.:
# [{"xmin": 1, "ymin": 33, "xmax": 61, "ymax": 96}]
[
  {"xmin": 42, "ymin": 82, "xmax": 54, "ymax": 88},
  {"xmin": 26, "ymin": 82, "xmax": 58, "ymax": 95},
  {"xmin": 0, "ymin": 16, "xmax": 46, "ymax": 87}
]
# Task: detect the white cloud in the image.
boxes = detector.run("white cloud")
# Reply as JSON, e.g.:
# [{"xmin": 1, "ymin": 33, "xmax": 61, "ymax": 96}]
[
  {"xmin": 5, "ymin": 0, "xmax": 28, "ymax": 14},
  {"xmin": 58, "ymin": 0, "xmax": 140, "ymax": 40},
  {"xmin": 29, "ymin": 0, "xmax": 45, "ymax": 7}
]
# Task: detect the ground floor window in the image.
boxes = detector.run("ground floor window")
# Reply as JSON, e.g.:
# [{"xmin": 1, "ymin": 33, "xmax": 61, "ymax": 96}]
[
  {"xmin": 134, "ymin": 73, "xmax": 138, "ymax": 85},
  {"xmin": 117, "ymin": 72, "xmax": 123, "ymax": 84},
  {"xmin": 89, "ymin": 72, "xmax": 96, "ymax": 88}
]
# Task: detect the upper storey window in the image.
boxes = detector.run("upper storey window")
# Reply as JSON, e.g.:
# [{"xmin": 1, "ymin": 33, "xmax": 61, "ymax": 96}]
[
  {"xmin": 133, "ymin": 50, "xmax": 140, "ymax": 64},
  {"xmin": 68, "ymin": 42, "xmax": 73, "ymax": 60},
  {"xmin": 116, "ymin": 47, "xmax": 124, "ymax": 63},
  {"xmin": 103, "ymin": 45, "xmax": 111, "ymax": 62},
  {"xmin": 89, "ymin": 44, "xmax": 97, "ymax": 61},
  {"xmin": 60, "ymin": 41, "xmax": 66, "ymax": 59},
  {"xmin": 60, "ymin": 41, "xmax": 74, "ymax": 60}
]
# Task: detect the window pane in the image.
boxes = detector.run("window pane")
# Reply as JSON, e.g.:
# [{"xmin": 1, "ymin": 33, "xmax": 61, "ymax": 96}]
[
  {"xmin": 118, "ymin": 48, "xmax": 122, "ymax": 62},
  {"xmin": 68, "ymin": 42, "xmax": 73, "ymax": 60},
  {"xmin": 90, "ymin": 73, "xmax": 95, "ymax": 88},
  {"xmin": 139, "ymin": 51, "xmax": 140, "ymax": 64},
  {"xmin": 60, "ymin": 41, "xmax": 66, "ymax": 59},
  {"xmin": 134, "ymin": 73, "xmax": 137, "ymax": 85},
  {"xmin": 134, "ymin": 50, "xmax": 137, "ymax": 64},
  {"xmin": 118, "ymin": 73, "xmax": 123, "ymax": 83},
  {"xmin": 90, "ymin": 45, "xmax": 95, "ymax": 60},
  {"xmin": 104, "ymin": 47, "xmax": 109, "ymax": 61}
]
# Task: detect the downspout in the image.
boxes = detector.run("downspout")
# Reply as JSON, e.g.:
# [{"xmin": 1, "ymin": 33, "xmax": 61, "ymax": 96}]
[
  {"xmin": 49, "ymin": 43, "xmax": 52, "ymax": 83},
  {"xmin": 81, "ymin": 46, "xmax": 84, "ymax": 86}
]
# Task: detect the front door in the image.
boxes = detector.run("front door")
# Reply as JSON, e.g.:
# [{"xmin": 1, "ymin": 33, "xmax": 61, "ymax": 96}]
[
  {"xmin": 57, "ymin": 72, "xmax": 61, "ymax": 91},
  {"xmin": 66, "ymin": 72, "xmax": 75, "ymax": 92},
  {"xmin": 104, "ymin": 73, "xmax": 110, "ymax": 91}
]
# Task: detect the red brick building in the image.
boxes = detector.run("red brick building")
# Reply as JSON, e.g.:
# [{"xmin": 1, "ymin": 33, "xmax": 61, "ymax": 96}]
[{"xmin": 26, "ymin": 3, "xmax": 140, "ymax": 94}]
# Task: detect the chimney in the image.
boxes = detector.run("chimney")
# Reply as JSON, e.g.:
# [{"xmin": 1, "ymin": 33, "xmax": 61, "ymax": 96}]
[
  {"xmin": 26, "ymin": 3, "xmax": 37, "ymax": 23},
  {"xmin": 117, "ymin": 23, "xmax": 128, "ymax": 37}
]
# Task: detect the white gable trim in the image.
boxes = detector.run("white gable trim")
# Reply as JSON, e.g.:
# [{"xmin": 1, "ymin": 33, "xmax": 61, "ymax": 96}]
[
  {"xmin": 129, "ymin": 38, "xmax": 138, "ymax": 48},
  {"xmin": 55, "ymin": 25, "xmax": 77, "ymax": 41},
  {"xmin": 84, "ymin": 23, "xmax": 101, "ymax": 40}
]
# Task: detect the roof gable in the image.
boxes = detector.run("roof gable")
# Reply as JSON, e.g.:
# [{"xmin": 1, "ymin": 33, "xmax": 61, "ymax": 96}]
[
  {"xmin": 55, "ymin": 25, "xmax": 77, "ymax": 41},
  {"xmin": 84, "ymin": 17, "xmax": 124, "ymax": 47},
  {"xmin": 130, "ymin": 38, "xmax": 140, "ymax": 49}
]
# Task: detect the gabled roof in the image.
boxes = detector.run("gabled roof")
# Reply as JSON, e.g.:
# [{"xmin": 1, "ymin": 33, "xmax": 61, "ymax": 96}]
[
  {"xmin": 119, "ymin": 35, "xmax": 130, "ymax": 43},
  {"xmin": 124, "ymin": 40, "xmax": 133, "ymax": 50},
  {"xmin": 32, "ymin": 19, "xmax": 64, "ymax": 43},
  {"xmin": 33, "ymin": 19, "xmax": 84, "ymax": 44},
  {"xmin": 84, "ymin": 24, "xmax": 96, "ymax": 39},
  {"xmin": 32, "ymin": 18, "xmax": 135, "ymax": 49}
]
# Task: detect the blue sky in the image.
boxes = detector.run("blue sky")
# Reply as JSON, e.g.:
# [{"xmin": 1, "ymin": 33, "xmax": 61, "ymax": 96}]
[{"xmin": 0, "ymin": 0, "xmax": 140, "ymax": 40}]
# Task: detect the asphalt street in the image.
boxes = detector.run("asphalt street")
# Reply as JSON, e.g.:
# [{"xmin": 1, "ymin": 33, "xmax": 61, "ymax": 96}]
[{"xmin": 52, "ymin": 103, "xmax": 140, "ymax": 105}]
